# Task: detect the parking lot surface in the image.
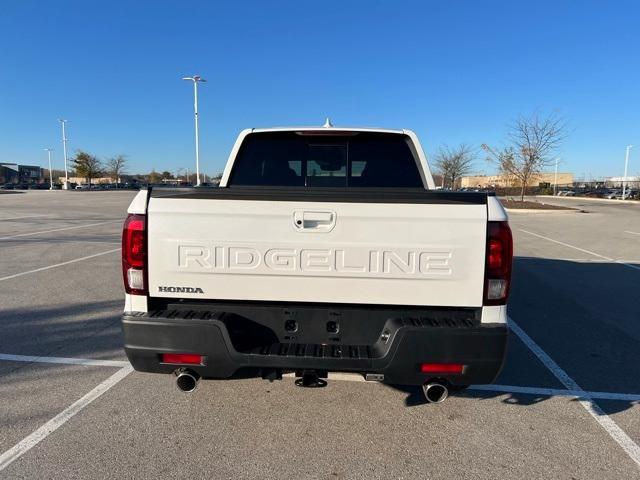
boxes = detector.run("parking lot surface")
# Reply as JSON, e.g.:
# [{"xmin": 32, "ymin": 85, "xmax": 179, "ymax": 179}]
[{"xmin": 1, "ymin": 191, "xmax": 639, "ymax": 479}]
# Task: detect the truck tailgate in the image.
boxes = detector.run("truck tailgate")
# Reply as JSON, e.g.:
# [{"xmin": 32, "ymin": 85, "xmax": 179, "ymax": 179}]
[{"xmin": 147, "ymin": 193, "xmax": 487, "ymax": 307}]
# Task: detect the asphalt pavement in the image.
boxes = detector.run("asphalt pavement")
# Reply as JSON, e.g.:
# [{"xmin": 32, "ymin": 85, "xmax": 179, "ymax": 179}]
[{"xmin": 0, "ymin": 190, "xmax": 638, "ymax": 479}]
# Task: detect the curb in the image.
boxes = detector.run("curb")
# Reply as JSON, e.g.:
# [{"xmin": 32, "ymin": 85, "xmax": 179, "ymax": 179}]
[
  {"xmin": 532, "ymin": 195, "xmax": 638, "ymax": 205},
  {"xmin": 506, "ymin": 208, "xmax": 580, "ymax": 214}
]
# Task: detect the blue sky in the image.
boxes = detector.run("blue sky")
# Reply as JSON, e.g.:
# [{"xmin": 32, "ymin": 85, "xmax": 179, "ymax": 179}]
[{"xmin": 1, "ymin": 0, "xmax": 638, "ymax": 179}]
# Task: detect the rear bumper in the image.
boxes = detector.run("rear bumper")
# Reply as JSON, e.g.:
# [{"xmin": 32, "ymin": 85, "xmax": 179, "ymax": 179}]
[{"xmin": 122, "ymin": 309, "xmax": 507, "ymax": 386}]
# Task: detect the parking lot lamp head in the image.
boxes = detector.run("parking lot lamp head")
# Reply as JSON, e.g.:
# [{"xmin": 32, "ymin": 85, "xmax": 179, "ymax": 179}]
[{"xmin": 182, "ymin": 75, "xmax": 207, "ymax": 186}]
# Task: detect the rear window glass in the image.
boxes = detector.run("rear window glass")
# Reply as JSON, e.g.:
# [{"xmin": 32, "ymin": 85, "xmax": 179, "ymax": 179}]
[{"xmin": 229, "ymin": 132, "xmax": 424, "ymax": 188}]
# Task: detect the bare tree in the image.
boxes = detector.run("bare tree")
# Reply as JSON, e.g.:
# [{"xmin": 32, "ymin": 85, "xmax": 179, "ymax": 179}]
[
  {"xmin": 72, "ymin": 151, "xmax": 102, "ymax": 188},
  {"xmin": 483, "ymin": 113, "xmax": 566, "ymax": 201},
  {"xmin": 212, "ymin": 171, "xmax": 224, "ymax": 182},
  {"xmin": 433, "ymin": 144, "xmax": 475, "ymax": 189},
  {"xmin": 106, "ymin": 155, "xmax": 128, "ymax": 187},
  {"xmin": 148, "ymin": 170, "xmax": 162, "ymax": 184}
]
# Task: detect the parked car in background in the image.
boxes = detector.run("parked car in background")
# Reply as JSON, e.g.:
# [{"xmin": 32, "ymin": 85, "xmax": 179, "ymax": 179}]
[
  {"xmin": 582, "ymin": 191, "xmax": 601, "ymax": 197},
  {"xmin": 618, "ymin": 190, "xmax": 639, "ymax": 200},
  {"xmin": 605, "ymin": 190, "xmax": 621, "ymax": 199}
]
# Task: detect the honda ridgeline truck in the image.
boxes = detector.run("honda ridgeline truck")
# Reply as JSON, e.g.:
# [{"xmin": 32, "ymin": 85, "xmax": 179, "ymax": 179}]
[{"xmin": 121, "ymin": 125, "xmax": 512, "ymax": 402}]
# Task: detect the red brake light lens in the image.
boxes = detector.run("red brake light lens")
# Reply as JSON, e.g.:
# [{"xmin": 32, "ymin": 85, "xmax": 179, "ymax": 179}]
[
  {"xmin": 420, "ymin": 363, "xmax": 465, "ymax": 374},
  {"xmin": 122, "ymin": 214, "xmax": 147, "ymax": 295},
  {"xmin": 483, "ymin": 221, "xmax": 513, "ymax": 305},
  {"xmin": 123, "ymin": 215, "xmax": 145, "ymax": 268},
  {"xmin": 161, "ymin": 353, "xmax": 203, "ymax": 365},
  {"xmin": 488, "ymin": 238, "xmax": 504, "ymax": 270}
]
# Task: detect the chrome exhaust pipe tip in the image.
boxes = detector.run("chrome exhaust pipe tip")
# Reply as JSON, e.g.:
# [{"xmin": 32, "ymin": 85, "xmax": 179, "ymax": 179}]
[
  {"xmin": 175, "ymin": 369, "xmax": 200, "ymax": 393},
  {"xmin": 422, "ymin": 382, "xmax": 449, "ymax": 403}
]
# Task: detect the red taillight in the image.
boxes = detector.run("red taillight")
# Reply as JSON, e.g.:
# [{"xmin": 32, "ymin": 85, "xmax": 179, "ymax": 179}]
[
  {"xmin": 122, "ymin": 214, "xmax": 147, "ymax": 295},
  {"xmin": 484, "ymin": 221, "xmax": 513, "ymax": 305},
  {"xmin": 488, "ymin": 238, "xmax": 504, "ymax": 270},
  {"xmin": 161, "ymin": 353, "xmax": 203, "ymax": 365},
  {"xmin": 420, "ymin": 363, "xmax": 465, "ymax": 374}
]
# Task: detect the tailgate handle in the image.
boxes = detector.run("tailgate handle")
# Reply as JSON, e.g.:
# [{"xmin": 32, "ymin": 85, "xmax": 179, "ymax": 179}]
[{"xmin": 293, "ymin": 210, "xmax": 336, "ymax": 232}]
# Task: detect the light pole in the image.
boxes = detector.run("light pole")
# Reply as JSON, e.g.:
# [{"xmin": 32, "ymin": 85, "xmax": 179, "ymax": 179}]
[
  {"xmin": 58, "ymin": 119, "xmax": 69, "ymax": 189},
  {"xmin": 553, "ymin": 157, "xmax": 559, "ymax": 196},
  {"xmin": 44, "ymin": 148, "xmax": 53, "ymax": 190},
  {"xmin": 622, "ymin": 145, "xmax": 633, "ymax": 199},
  {"xmin": 182, "ymin": 75, "xmax": 206, "ymax": 186}
]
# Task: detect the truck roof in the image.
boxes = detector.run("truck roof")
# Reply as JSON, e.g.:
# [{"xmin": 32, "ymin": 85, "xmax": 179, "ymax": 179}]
[{"xmin": 250, "ymin": 126, "xmax": 407, "ymax": 135}]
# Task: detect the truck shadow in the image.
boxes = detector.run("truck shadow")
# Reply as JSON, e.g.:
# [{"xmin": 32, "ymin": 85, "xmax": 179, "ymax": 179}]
[
  {"xmin": 388, "ymin": 256, "xmax": 640, "ymax": 414},
  {"xmin": 389, "ymin": 384, "xmax": 556, "ymax": 407},
  {"xmin": 0, "ymin": 256, "xmax": 637, "ymax": 416},
  {"xmin": 0, "ymin": 299, "xmax": 125, "ymax": 363}
]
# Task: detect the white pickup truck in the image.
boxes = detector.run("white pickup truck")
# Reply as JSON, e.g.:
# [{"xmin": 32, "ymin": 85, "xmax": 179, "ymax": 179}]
[{"xmin": 121, "ymin": 125, "xmax": 512, "ymax": 402}]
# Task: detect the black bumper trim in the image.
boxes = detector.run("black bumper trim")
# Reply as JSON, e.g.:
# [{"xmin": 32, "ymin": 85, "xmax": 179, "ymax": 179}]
[{"xmin": 122, "ymin": 310, "xmax": 507, "ymax": 386}]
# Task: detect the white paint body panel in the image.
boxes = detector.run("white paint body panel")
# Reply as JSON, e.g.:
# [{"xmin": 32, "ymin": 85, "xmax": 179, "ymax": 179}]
[
  {"xmin": 124, "ymin": 190, "xmax": 150, "ymax": 312},
  {"xmin": 125, "ymin": 293, "xmax": 148, "ymax": 313},
  {"xmin": 127, "ymin": 189, "xmax": 149, "ymax": 214},
  {"xmin": 487, "ymin": 195, "xmax": 508, "ymax": 222},
  {"xmin": 481, "ymin": 305, "xmax": 507, "ymax": 324},
  {"xmin": 147, "ymin": 198, "xmax": 488, "ymax": 307}
]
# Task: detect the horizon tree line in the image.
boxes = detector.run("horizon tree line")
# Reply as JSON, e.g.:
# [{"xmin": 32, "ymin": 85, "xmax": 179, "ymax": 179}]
[
  {"xmin": 42, "ymin": 112, "xmax": 567, "ymax": 197},
  {"xmin": 434, "ymin": 111, "xmax": 566, "ymax": 201},
  {"xmin": 56, "ymin": 151, "xmax": 223, "ymax": 186}
]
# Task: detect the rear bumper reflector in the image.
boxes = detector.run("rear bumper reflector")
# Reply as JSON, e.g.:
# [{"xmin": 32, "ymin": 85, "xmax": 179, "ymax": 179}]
[
  {"xmin": 160, "ymin": 353, "xmax": 203, "ymax": 365},
  {"xmin": 420, "ymin": 363, "xmax": 465, "ymax": 374}
]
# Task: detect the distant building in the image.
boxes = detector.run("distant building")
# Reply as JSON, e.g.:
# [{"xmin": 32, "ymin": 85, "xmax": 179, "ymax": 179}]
[
  {"xmin": 605, "ymin": 176, "xmax": 640, "ymax": 188},
  {"xmin": 460, "ymin": 172, "xmax": 573, "ymax": 188},
  {"xmin": 57, "ymin": 176, "xmax": 114, "ymax": 185},
  {"xmin": 161, "ymin": 178, "xmax": 182, "ymax": 185},
  {"xmin": 0, "ymin": 163, "xmax": 42, "ymax": 184}
]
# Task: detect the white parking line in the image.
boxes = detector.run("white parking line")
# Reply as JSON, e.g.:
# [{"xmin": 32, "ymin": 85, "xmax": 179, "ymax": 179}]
[
  {"xmin": 283, "ymin": 373, "xmax": 640, "ymax": 402},
  {"xmin": 0, "ymin": 220, "xmax": 121, "ymax": 240},
  {"xmin": 0, "ymin": 215, "xmax": 48, "ymax": 221},
  {"xmin": 624, "ymin": 231, "xmax": 640, "ymax": 236},
  {"xmin": 0, "ymin": 366, "xmax": 133, "ymax": 472},
  {"xmin": 0, "ymin": 352, "xmax": 637, "ymax": 471},
  {"xmin": 0, "ymin": 353, "xmax": 130, "ymax": 368},
  {"xmin": 520, "ymin": 229, "xmax": 640, "ymax": 271},
  {"xmin": 0, "ymin": 248, "xmax": 120, "ymax": 282},
  {"xmin": 469, "ymin": 383, "xmax": 640, "ymax": 402},
  {"xmin": 516, "ymin": 256, "xmax": 640, "ymax": 264},
  {"xmin": 508, "ymin": 318, "xmax": 640, "ymax": 468},
  {"xmin": 1, "ymin": 360, "xmax": 636, "ymax": 401}
]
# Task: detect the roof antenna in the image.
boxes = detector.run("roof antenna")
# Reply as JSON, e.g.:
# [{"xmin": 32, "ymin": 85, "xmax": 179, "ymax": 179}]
[{"xmin": 323, "ymin": 117, "xmax": 333, "ymax": 128}]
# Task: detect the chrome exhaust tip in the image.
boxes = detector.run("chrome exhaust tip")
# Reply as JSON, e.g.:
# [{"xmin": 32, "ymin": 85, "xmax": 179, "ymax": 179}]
[
  {"xmin": 175, "ymin": 369, "xmax": 200, "ymax": 393},
  {"xmin": 422, "ymin": 381, "xmax": 449, "ymax": 403}
]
